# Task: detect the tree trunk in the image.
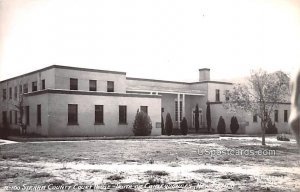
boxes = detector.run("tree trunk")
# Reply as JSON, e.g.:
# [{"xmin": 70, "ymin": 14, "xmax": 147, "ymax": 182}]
[{"xmin": 261, "ymin": 120, "xmax": 266, "ymax": 145}]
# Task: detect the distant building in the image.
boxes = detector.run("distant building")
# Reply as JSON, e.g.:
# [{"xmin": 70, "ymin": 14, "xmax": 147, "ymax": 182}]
[{"xmin": 0, "ymin": 65, "xmax": 291, "ymax": 136}]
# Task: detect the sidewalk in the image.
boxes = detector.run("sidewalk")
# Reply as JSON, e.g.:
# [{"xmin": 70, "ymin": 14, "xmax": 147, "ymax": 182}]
[
  {"xmin": 8, "ymin": 134, "xmax": 220, "ymax": 142},
  {"xmin": 0, "ymin": 139, "xmax": 18, "ymax": 145}
]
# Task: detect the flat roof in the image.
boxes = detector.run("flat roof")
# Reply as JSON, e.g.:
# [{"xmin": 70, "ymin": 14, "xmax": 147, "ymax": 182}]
[
  {"xmin": 126, "ymin": 77, "xmax": 233, "ymax": 85},
  {"xmin": 0, "ymin": 65, "xmax": 126, "ymax": 83}
]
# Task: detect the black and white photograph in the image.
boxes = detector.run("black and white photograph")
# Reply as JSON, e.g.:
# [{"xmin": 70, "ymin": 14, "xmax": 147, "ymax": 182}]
[{"xmin": 0, "ymin": 0, "xmax": 300, "ymax": 191}]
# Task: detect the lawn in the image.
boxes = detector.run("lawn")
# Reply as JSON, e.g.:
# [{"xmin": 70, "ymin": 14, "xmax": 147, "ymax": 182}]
[{"xmin": 0, "ymin": 136, "xmax": 299, "ymax": 192}]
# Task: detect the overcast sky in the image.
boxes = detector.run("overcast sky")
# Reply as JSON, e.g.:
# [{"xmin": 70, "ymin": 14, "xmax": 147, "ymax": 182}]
[{"xmin": 0, "ymin": 0, "xmax": 299, "ymax": 82}]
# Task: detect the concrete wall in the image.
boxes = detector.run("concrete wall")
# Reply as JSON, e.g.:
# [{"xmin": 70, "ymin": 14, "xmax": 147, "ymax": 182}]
[
  {"xmin": 207, "ymin": 83, "xmax": 232, "ymax": 102},
  {"xmin": 244, "ymin": 104, "xmax": 291, "ymax": 134},
  {"xmin": 55, "ymin": 68, "xmax": 127, "ymax": 93},
  {"xmin": 47, "ymin": 92, "xmax": 161, "ymax": 137}
]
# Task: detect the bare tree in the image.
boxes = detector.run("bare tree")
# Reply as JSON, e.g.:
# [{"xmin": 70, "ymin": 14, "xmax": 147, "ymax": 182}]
[{"xmin": 224, "ymin": 69, "xmax": 290, "ymax": 145}]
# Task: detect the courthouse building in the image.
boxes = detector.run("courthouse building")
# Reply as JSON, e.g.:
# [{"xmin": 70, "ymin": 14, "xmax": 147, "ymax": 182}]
[{"xmin": 0, "ymin": 65, "xmax": 291, "ymax": 136}]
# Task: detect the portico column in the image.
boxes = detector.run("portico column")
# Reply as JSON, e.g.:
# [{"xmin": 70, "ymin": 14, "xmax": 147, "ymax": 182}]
[{"xmin": 177, "ymin": 93, "xmax": 180, "ymax": 128}]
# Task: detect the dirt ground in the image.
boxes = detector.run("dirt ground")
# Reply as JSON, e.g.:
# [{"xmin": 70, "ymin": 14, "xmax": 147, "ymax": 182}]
[{"xmin": 0, "ymin": 136, "xmax": 299, "ymax": 192}]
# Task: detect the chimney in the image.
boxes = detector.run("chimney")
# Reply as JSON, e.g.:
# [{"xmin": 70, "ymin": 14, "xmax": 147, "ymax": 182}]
[{"xmin": 199, "ymin": 68, "xmax": 210, "ymax": 81}]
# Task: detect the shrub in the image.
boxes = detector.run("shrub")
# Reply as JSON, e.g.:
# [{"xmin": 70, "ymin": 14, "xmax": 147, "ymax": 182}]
[
  {"xmin": 180, "ymin": 117, "xmax": 188, "ymax": 135},
  {"xmin": 161, "ymin": 115, "xmax": 165, "ymax": 135},
  {"xmin": 206, "ymin": 103, "xmax": 211, "ymax": 132},
  {"xmin": 133, "ymin": 110, "xmax": 152, "ymax": 136},
  {"xmin": 217, "ymin": 116, "xmax": 226, "ymax": 134},
  {"xmin": 277, "ymin": 134, "xmax": 290, "ymax": 141},
  {"xmin": 230, "ymin": 116, "xmax": 239, "ymax": 134},
  {"xmin": 266, "ymin": 119, "xmax": 278, "ymax": 134},
  {"xmin": 165, "ymin": 113, "xmax": 173, "ymax": 136}
]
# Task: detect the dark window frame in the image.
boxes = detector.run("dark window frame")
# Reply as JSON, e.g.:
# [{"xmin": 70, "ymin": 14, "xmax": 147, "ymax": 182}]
[
  {"xmin": 37, "ymin": 104, "xmax": 41, "ymax": 125},
  {"xmin": 253, "ymin": 115, "xmax": 258, "ymax": 123},
  {"xmin": 284, "ymin": 110, "xmax": 288, "ymax": 122},
  {"xmin": 42, "ymin": 79, "xmax": 46, "ymax": 90},
  {"xmin": 14, "ymin": 86, "xmax": 18, "ymax": 99},
  {"xmin": 68, "ymin": 104, "xmax": 78, "ymax": 125},
  {"xmin": 215, "ymin": 89, "xmax": 220, "ymax": 102},
  {"xmin": 23, "ymin": 84, "xmax": 28, "ymax": 93},
  {"xmin": 119, "ymin": 105, "xmax": 127, "ymax": 124},
  {"xmin": 32, "ymin": 81, "xmax": 38, "ymax": 92},
  {"xmin": 274, "ymin": 110, "xmax": 279, "ymax": 123},
  {"xmin": 2, "ymin": 89, "xmax": 6, "ymax": 100},
  {"xmin": 9, "ymin": 87, "xmax": 12, "ymax": 99},
  {"xmin": 141, "ymin": 106, "xmax": 148, "ymax": 114},
  {"xmin": 9, "ymin": 111, "xmax": 12, "ymax": 124},
  {"xmin": 89, "ymin": 80, "xmax": 97, "ymax": 91},
  {"xmin": 14, "ymin": 110, "xmax": 18, "ymax": 124},
  {"xmin": 70, "ymin": 78, "xmax": 78, "ymax": 90},
  {"xmin": 95, "ymin": 105, "xmax": 104, "ymax": 124},
  {"xmin": 107, "ymin": 81, "xmax": 114, "ymax": 92}
]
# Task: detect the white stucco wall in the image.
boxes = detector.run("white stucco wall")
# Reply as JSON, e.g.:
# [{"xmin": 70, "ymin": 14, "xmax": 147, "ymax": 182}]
[
  {"xmin": 47, "ymin": 92, "xmax": 161, "ymax": 137},
  {"xmin": 55, "ymin": 68, "xmax": 127, "ymax": 93}
]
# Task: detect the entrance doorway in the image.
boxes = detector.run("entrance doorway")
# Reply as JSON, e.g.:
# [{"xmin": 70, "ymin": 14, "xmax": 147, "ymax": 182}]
[{"xmin": 192, "ymin": 108, "xmax": 203, "ymax": 129}]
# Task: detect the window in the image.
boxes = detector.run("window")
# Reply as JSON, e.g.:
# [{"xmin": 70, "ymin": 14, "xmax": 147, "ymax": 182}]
[
  {"xmin": 95, "ymin": 105, "xmax": 104, "ymax": 124},
  {"xmin": 253, "ymin": 115, "xmax": 258, "ymax": 123},
  {"xmin": 42, "ymin": 79, "xmax": 45, "ymax": 90},
  {"xmin": 215, "ymin": 89, "xmax": 220, "ymax": 102},
  {"xmin": 9, "ymin": 87, "xmax": 12, "ymax": 99},
  {"xmin": 175, "ymin": 101, "xmax": 183, "ymax": 122},
  {"xmin": 37, "ymin": 105, "xmax": 41, "ymax": 125},
  {"xmin": 68, "ymin": 104, "xmax": 78, "ymax": 124},
  {"xmin": 274, "ymin": 110, "xmax": 278, "ymax": 123},
  {"xmin": 14, "ymin": 86, "xmax": 18, "ymax": 99},
  {"xmin": 2, "ymin": 89, "xmax": 6, "ymax": 100},
  {"xmin": 161, "ymin": 108, "xmax": 164, "ymax": 113},
  {"xmin": 70, "ymin": 78, "xmax": 78, "ymax": 90},
  {"xmin": 9, "ymin": 111, "xmax": 12, "ymax": 124},
  {"xmin": 89, "ymin": 80, "xmax": 97, "ymax": 91},
  {"xmin": 14, "ymin": 111, "xmax": 18, "ymax": 124},
  {"xmin": 26, "ymin": 106, "xmax": 30, "ymax": 125},
  {"xmin": 2, "ymin": 111, "xmax": 7, "ymax": 125},
  {"xmin": 119, "ymin": 105, "xmax": 127, "ymax": 124},
  {"xmin": 23, "ymin": 84, "xmax": 28, "ymax": 93},
  {"xmin": 19, "ymin": 85, "xmax": 23, "ymax": 94},
  {"xmin": 284, "ymin": 110, "xmax": 288, "ymax": 122},
  {"xmin": 141, "ymin": 106, "xmax": 148, "ymax": 114},
  {"xmin": 107, "ymin": 81, "xmax": 114, "ymax": 92},
  {"xmin": 225, "ymin": 90, "xmax": 229, "ymax": 101},
  {"xmin": 32, "ymin": 81, "xmax": 37, "ymax": 92}
]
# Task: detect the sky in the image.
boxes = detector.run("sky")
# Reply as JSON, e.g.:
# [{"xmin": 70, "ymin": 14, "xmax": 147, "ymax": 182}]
[{"xmin": 0, "ymin": 0, "xmax": 299, "ymax": 82}]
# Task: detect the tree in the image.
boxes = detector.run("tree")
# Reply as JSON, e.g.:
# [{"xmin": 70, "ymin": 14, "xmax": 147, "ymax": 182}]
[
  {"xmin": 206, "ymin": 102, "xmax": 211, "ymax": 132},
  {"xmin": 224, "ymin": 70, "xmax": 290, "ymax": 145},
  {"xmin": 180, "ymin": 117, "xmax": 188, "ymax": 135},
  {"xmin": 133, "ymin": 109, "xmax": 152, "ymax": 136},
  {"xmin": 195, "ymin": 104, "xmax": 200, "ymax": 133},
  {"xmin": 165, "ymin": 113, "xmax": 173, "ymax": 136},
  {"xmin": 230, "ymin": 116, "xmax": 239, "ymax": 134},
  {"xmin": 161, "ymin": 115, "xmax": 165, "ymax": 135},
  {"xmin": 217, "ymin": 116, "xmax": 226, "ymax": 134}
]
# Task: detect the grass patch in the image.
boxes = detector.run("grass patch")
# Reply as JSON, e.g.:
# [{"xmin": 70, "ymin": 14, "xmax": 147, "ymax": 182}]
[
  {"xmin": 31, "ymin": 172, "xmax": 52, "ymax": 178},
  {"xmin": 43, "ymin": 178, "xmax": 67, "ymax": 186},
  {"xmin": 193, "ymin": 169, "xmax": 218, "ymax": 173},
  {"xmin": 117, "ymin": 189, "xmax": 139, "ymax": 192},
  {"xmin": 267, "ymin": 172, "xmax": 287, "ymax": 177},
  {"xmin": 220, "ymin": 173, "xmax": 251, "ymax": 181},
  {"xmin": 147, "ymin": 177, "xmax": 166, "ymax": 185},
  {"xmin": 0, "ymin": 172, "xmax": 18, "ymax": 180},
  {"xmin": 107, "ymin": 174, "xmax": 125, "ymax": 181},
  {"xmin": 168, "ymin": 162, "xmax": 180, "ymax": 167},
  {"xmin": 145, "ymin": 170, "xmax": 169, "ymax": 176}
]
